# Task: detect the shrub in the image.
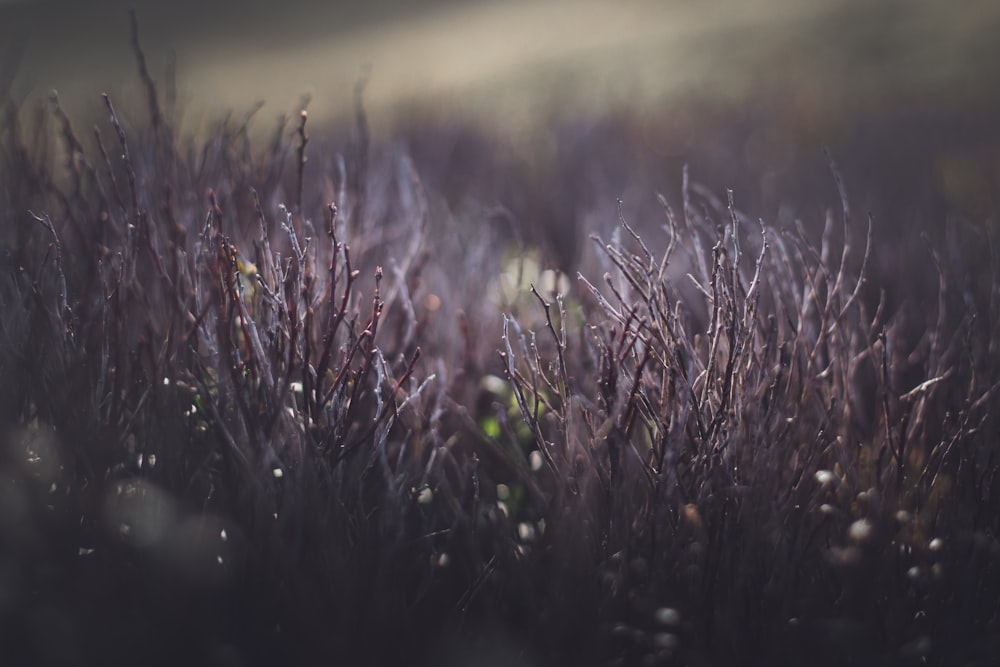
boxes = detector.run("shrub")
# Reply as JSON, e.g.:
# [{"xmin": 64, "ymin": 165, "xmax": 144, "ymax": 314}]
[{"xmin": 1, "ymin": 29, "xmax": 998, "ymax": 666}]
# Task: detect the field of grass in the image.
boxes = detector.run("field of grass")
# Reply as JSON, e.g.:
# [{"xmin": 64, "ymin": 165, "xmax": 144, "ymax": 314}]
[{"xmin": 2, "ymin": 6, "xmax": 1000, "ymax": 667}]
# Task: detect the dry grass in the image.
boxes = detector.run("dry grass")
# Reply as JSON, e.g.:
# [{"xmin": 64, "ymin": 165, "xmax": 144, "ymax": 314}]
[{"xmin": 1, "ymin": 19, "xmax": 999, "ymax": 666}]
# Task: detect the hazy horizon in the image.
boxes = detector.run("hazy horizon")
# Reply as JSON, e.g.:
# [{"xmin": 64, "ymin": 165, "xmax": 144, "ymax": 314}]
[{"xmin": 2, "ymin": 0, "xmax": 998, "ymax": 141}]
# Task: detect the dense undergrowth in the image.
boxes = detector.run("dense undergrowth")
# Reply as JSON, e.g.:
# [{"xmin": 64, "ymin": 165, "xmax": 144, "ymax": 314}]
[{"xmin": 2, "ymin": 27, "xmax": 1000, "ymax": 667}]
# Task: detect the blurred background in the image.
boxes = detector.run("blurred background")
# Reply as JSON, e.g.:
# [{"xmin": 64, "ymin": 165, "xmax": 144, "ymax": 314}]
[
  {"xmin": 2, "ymin": 0, "xmax": 999, "ymax": 261},
  {"xmin": 4, "ymin": 0, "xmax": 999, "ymax": 131}
]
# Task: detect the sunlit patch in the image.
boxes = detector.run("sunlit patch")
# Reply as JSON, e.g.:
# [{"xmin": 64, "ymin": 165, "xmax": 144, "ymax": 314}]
[
  {"xmin": 654, "ymin": 607, "xmax": 681, "ymax": 627},
  {"xmin": 492, "ymin": 253, "xmax": 540, "ymax": 306},
  {"xmin": 848, "ymin": 519, "xmax": 873, "ymax": 542},
  {"xmin": 517, "ymin": 522, "xmax": 535, "ymax": 542},
  {"xmin": 480, "ymin": 374, "xmax": 508, "ymax": 397},
  {"xmin": 682, "ymin": 504, "xmax": 701, "ymax": 530},
  {"xmin": 814, "ymin": 470, "xmax": 837, "ymax": 487}
]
